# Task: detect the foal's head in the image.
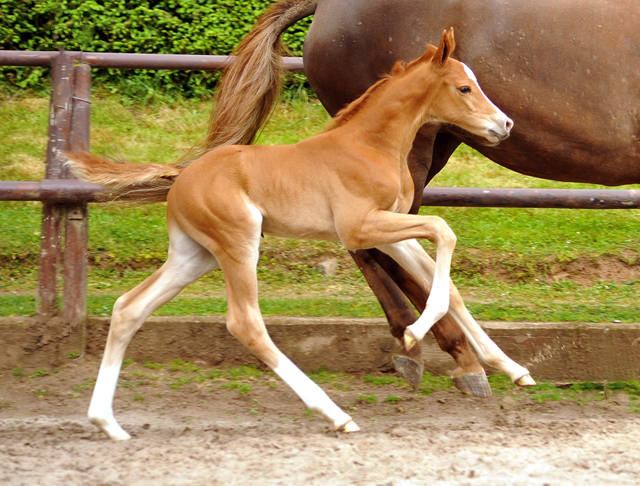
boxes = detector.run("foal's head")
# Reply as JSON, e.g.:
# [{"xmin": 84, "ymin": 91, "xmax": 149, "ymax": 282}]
[{"xmin": 413, "ymin": 28, "xmax": 513, "ymax": 145}]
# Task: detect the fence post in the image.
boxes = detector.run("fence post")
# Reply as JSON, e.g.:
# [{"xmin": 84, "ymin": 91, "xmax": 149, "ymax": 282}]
[
  {"xmin": 37, "ymin": 48, "xmax": 75, "ymax": 317},
  {"xmin": 63, "ymin": 61, "xmax": 91, "ymax": 352}
]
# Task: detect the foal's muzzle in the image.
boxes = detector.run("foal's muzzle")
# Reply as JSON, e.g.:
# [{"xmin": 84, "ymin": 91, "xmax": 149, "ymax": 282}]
[{"xmin": 487, "ymin": 116, "xmax": 513, "ymax": 144}]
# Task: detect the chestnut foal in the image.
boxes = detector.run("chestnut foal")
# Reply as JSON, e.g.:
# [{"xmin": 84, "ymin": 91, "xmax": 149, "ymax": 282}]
[{"xmin": 66, "ymin": 29, "xmax": 533, "ymax": 440}]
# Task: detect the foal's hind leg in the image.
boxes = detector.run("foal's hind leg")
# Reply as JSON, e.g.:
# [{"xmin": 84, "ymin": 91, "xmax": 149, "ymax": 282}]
[
  {"xmin": 210, "ymin": 207, "xmax": 357, "ymax": 432},
  {"xmin": 377, "ymin": 240, "xmax": 534, "ymax": 386},
  {"xmin": 220, "ymin": 256, "xmax": 357, "ymax": 431},
  {"xmin": 88, "ymin": 223, "xmax": 219, "ymax": 440}
]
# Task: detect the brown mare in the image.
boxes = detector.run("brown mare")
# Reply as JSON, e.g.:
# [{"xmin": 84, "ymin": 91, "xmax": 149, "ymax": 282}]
[
  {"xmin": 187, "ymin": 0, "xmax": 640, "ymax": 396},
  {"xmin": 66, "ymin": 29, "xmax": 533, "ymax": 441}
]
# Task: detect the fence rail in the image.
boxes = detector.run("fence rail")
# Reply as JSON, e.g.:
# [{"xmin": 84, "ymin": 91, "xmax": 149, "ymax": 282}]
[
  {"xmin": 3, "ymin": 179, "xmax": 640, "ymax": 209},
  {"xmin": 1, "ymin": 48, "xmax": 639, "ymax": 354},
  {"xmin": 0, "ymin": 50, "xmax": 305, "ymax": 71},
  {"xmin": 420, "ymin": 187, "xmax": 640, "ymax": 209}
]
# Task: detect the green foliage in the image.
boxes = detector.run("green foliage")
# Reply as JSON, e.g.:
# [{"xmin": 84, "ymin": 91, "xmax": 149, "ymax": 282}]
[
  {"xmin": 0, "ymin": 0, "xmax": 312, "ymax": 97},
  {"xmin": 487, "ymin": 374, "xmax": 640, "ymax": 404},
  {"xmin": 74, "ymin": 378, "xmax": 94, "ymax": 391},
  {"xmin": 3, "ymin": 95, "xmax": 640, "ymax": 321},
  {"xmin": 419, "ymin": 371, "xmax": 455, "ymax": 395},
  {"xmin": 169, "ymin": 375, "xmax": 205, "ymax": 389},
  {"xmin": 228, "ymin": 366, "xmax": 263, "ymax": 380},
  {"xmin": 143, "ymin": 359, "xmax": 165, "ymax": 370},
  {"xmin": 307, "ymin": 367, "xmax": 350, "ymax": 385}
]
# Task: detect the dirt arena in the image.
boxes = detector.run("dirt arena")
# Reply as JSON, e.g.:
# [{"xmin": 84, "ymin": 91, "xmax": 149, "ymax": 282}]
[{"xmin": 0, "ymin": 357, "xmax": 639, "ymax": 485}]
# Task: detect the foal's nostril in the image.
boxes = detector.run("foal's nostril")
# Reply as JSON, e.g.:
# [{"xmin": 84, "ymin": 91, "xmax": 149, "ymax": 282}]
[{"xmin": 505, "ymin": 118, "xmax": 514, "ymax": 132}]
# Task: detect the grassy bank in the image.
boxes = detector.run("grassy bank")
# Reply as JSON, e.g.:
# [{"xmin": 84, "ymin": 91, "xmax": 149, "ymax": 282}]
[
  {"xmin": 2, "ymin": 93, "xmax": 640, "ymax": 321},
  {"xmin": 11, "ymin": 359, "xmax": 640, "ymax": 413}
]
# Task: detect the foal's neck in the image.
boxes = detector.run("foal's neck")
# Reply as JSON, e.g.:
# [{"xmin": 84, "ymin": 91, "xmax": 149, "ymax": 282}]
[{"xmin": 343, "ymin": 68, "xmax": 438, "ymax": 160}]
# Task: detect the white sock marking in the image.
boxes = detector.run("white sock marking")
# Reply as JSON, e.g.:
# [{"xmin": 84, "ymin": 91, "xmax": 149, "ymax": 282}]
[
  {"xmin": 88, "ymin": 363, "xmax": 131, "ymax": 440},
  {"xmin": 274, "ymin": 355, "xmax": 352, "ymax": 429}
]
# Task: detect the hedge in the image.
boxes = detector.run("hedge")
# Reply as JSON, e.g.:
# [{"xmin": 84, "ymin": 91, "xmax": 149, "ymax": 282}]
[{"xmin": 0, "ymin": 0, "xmax": 311, "ymax": 98}]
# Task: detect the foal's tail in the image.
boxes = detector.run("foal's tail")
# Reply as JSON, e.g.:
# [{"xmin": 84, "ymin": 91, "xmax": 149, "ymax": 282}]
[
  {"xmin": 64, "ymin": 152, "xmax": 182, "ymax": 203},
  {"xmin": 66, "ymin": 0, "xmax": 317, "ymax": 202}
]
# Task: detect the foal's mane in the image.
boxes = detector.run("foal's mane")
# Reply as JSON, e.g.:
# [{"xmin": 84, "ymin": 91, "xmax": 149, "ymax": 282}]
[{"xmin": 324, "ymin": 50, "xmax": 435, "ymax": 131}]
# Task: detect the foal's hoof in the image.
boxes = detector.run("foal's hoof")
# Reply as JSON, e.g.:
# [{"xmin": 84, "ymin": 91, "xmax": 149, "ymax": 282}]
[
  {"xmin": 392, "ymin": 355, "xmax": 424, "ymax": 391},
  {"xmin": 452, "ymin": 371, "xmax": 492, "ymax": 398},
  {"xmin": 403, "ymin": 330, "xmax": 419, "ymax": 351},
  {"xmin": 515, "ymin": 374, "xmax": 536, "ymax": 387},
  {"xmin": 89, "ymin": 416, "xmax": 132, "ymax": 441},
  {"xmin": 337, "ymin": 420, "xmax": 360, "ymax": 433}
]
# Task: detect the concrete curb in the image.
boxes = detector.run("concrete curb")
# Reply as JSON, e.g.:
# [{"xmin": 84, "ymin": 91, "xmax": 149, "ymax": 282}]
[{"xmin": 2, "ymin": 316, "xmax": 639, "ymax": 381}]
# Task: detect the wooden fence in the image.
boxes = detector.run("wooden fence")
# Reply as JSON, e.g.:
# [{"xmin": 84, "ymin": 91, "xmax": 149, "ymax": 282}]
[{"xmin": 1, "ymin": 48, "xmax": 639, "ymax": 348}]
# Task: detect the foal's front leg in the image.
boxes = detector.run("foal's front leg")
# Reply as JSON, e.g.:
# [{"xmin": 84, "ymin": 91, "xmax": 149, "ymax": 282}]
[
  {"xmin": 345, "ymin": 210, "xmax": 457, "ymax": 344},
  {"xmin": 364, "ymin": 248, "xmax": 490, "ymax": 396},
  {"xmin": 378, "ymin": 239, "xmax": 535, "ymax": 386},
  {"xmin": 345, "ymin": 210, "xmax": 534, "ymax": 386}
]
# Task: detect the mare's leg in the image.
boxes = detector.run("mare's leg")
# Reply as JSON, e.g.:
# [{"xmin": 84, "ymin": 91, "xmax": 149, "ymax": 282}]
[
  {"xmin": 377, "ymin": 239, "xmax": 534, "ymax": 385},
  {"xmin": 349, "ymin": 249, "xmax": 425, "ymax": 389},
  {"xmin": 367, "ymin": 249, "xmax": 490, "ymax": 397},
  {"xmin": 351, "ymin": 249, "xmax": 488, "ymax": 395},
  {"xmin": 88, "ymin": 223, "xmax": 219, "ymax": 440},
  {"xmin": 216, "ymin": 206, "xmax": 357, "ymax": 432}
]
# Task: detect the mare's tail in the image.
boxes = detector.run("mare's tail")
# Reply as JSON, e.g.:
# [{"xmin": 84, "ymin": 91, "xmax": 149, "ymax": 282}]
[
  {"xmin": 186, "ymin": 0, "xmax": 318, "ymax": 162},
  {"xmin": 66, "ymin": 0, "xmax": 317, "ymax": 202}
]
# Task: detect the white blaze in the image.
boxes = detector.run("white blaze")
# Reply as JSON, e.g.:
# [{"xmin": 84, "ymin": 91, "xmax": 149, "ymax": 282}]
[{"xmin": 462, "ymin": 62, "xmax": 503, "ymax": 113}]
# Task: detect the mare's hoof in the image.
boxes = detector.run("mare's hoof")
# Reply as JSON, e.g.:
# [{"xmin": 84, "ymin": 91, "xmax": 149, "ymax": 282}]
[
  {"xmin": 452, "ymin": 371, "xmax": 492, "ymax": 398},
  {"xmin": 392, "ymin": 355, "xmax": 424, "ymax": 391},
  {"xmin": 338, "ymin": 420, "xmax": 360, "ymax": 433},
  {"xmin": 515, "ymin": 374, "xmax": 536, "ymax": 387}
]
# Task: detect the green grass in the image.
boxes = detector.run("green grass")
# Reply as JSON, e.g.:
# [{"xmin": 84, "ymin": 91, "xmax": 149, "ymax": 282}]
[
  {"xmin": 357, "ymin": 394, "xmax": 379, "ymax": 404},
  {"xmin": 364, "ymin": 374, "xmax": 405, "ymax": 387},
  {"xmin": 487, "ymin": 373, "xmax": 640, "ymax": 406},
  {"xmin": 58, "ymin": 358, "xmax": 640, "ymax": 413},
  {"xmin": 2, "ymin": 93, "xmax": 640, "ymax": 321},
  {"xmin": 220, "ymin": 382, "xmax": 253, "ymax": 395}
]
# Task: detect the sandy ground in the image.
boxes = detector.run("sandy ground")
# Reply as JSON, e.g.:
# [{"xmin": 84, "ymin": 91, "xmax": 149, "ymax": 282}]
[{"xmin": 1, "ymin": 358, "xmax": 639, "ymax": 486}]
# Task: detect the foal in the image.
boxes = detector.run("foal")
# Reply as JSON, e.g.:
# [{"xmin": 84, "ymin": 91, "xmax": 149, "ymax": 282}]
[{"xmin": 67, "ymin": 29, "xmax": 533, "ymax": 440}]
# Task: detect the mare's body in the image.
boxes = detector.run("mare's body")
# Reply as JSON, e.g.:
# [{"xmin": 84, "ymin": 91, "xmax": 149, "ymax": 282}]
[{"xmin": 306, "ymin": 0, "xmax": 640, "ymax": 186}]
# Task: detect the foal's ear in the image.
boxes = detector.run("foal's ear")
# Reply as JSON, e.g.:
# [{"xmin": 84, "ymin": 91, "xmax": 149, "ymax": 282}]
[
  {"xmin": 418, "ymin": 44, "xmax": 438, "ymax": 63},
  {"xmin": 433, "ymin": 28, "xmax": 456, "ymax": 67}
]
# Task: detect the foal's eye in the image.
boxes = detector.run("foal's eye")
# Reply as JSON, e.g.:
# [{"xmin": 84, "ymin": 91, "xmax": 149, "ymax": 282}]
[{"xmin": 458, "ymin": 86, "xmax": 471, "ymax": 94}]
